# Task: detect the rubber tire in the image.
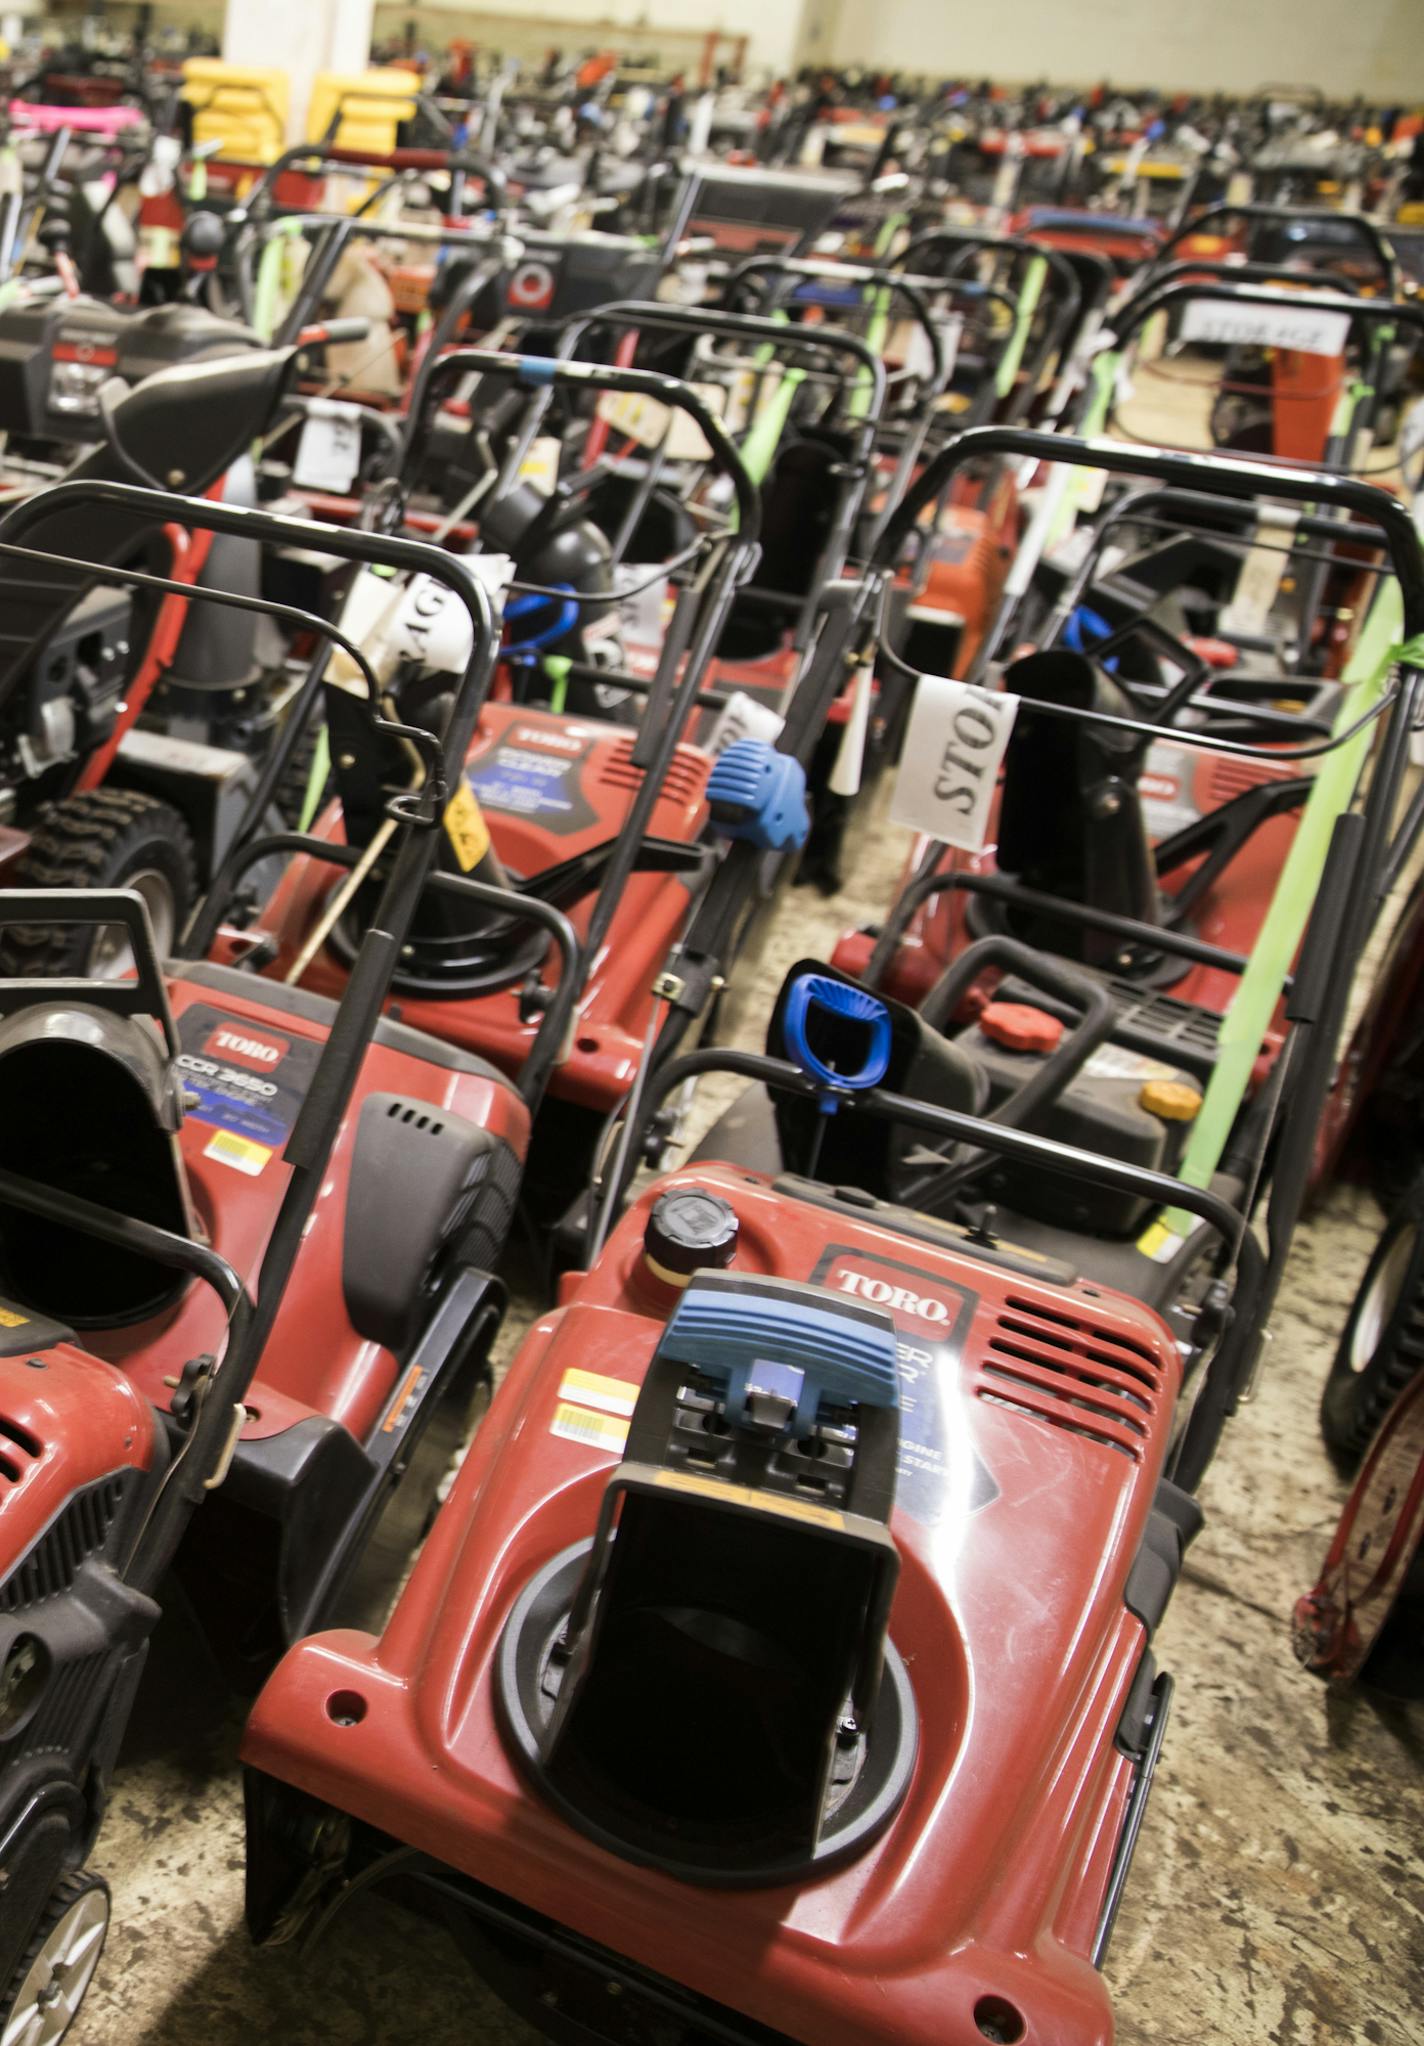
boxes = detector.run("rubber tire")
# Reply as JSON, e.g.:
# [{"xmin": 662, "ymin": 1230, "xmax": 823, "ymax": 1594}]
[
  {"xmin": 1321, "ymin": 1178, "xmax": 1424, "ymax": 1467},
  {"xmin": 0, "ymin": 789, "xmax": 197, "ymax": 977},
  {"xmin": 0, "ymin": 1870, "xmax": 110, "ymax": 2046}
]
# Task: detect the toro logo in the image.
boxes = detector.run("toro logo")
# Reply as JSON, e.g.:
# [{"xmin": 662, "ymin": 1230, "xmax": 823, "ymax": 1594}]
[
  {"xmin": 512, "ymin": 725, "xmax": 585, "ymax": 754},
  {"xmin": 825, "ymin": 1256, "xmax": 965, "ymax": 1331},
  {"xmin": 203, "ymin": 1024, "xmax": 289, "ymax": 1072},
  {"xmin": 1141, "ymin": 771, "xmax": 1181, "ymax": 803}
]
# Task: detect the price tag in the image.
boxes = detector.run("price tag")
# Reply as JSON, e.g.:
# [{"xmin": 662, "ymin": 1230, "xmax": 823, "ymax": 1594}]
[
  {"xmin": 899, "ymin": 313, "xmax": 963, "ymax": 387},
  {"xmin": 388, "ymin": 573, "xmax": 476, "ymax": 675},
  {"xmin": 443, "ymin": 779, "xmax": 491, "ymax": 871},
  {"xmin": 1220, "ymin": 509, "xmax": 1299, "ymax": 638},
  {"xmin": 597, "ymin": 387, "xmax": 672, "ymax": 449},
  {"xmin": 891, "ymin": 675, "xmax": 1020, "ymax": 852},
  {"xmin": 1179, "ymin": 298, "xmax": 1350, "ymax": 357},
  {"xmin": 518, "ymin": 435, "xmax": 561, "ymax": 495},
  {"xmin": 704, "ymin": 688, "xmax": 785, "ymax": 756},
  {"xmin": 615, "ymin": 564, "xmax": 669, "ymax": 650},
  {"xmin": 466, "ymin": 552, "xmax": 515, "ymax": 605},
  {"xmin": 293, "ymin": 400, "xmax": 363, "ymax": 492}
]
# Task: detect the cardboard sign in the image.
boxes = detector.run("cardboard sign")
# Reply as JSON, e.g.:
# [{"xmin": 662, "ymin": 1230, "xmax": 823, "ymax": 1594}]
[{"xmin": 891, "ymin": 675, "xmax": 1020, "ymax": 851}]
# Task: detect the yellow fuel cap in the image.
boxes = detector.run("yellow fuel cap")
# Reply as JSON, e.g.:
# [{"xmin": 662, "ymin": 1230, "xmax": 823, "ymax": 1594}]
[{"xmin": 1140, "ymin": 1079, "xmax": 1203, "ymax": 1122}]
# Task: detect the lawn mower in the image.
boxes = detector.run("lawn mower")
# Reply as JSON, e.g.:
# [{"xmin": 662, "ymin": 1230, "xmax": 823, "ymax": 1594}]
[{"xmin": 0, "ymin": 489, "xmax": 604, "ymax": 2043}]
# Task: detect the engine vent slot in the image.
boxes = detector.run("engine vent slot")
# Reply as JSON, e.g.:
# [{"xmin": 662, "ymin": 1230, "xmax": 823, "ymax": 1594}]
[
  {"xmin": 976, "ymin": 1298, "xmax": 1168, "ymax": 1462},
  {"xmin": 19, "ymin": 1649, "xmax": 106, "ymax": 1757},
  {"xmin": 384, "ymin": 1100, "xmax": 445, "ymax": 1138},
  {"xmin": 0, "ymin": 1475, "xmax": 127, "ymax": 1611},
  {"xmin": 1205, "ymin": 754, "xmax": 1295, "ymax": 806},
  {"xmin": 0, "ymin": 1411, "xmax": 43, "ymax": 1482},
  {"xmin": 598, "ymin": 740, "xmax": 707, "ymax": 808}
]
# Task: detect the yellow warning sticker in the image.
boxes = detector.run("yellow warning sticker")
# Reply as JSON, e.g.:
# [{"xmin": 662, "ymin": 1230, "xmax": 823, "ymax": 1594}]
[
  {"xmin": 557, "ymin": 1368, "xmax": 638, "ymax": 1419},
  {"xmin": 0, "ymin": 1307, "xmax": 27, "ymax": 1328},
  {"xmin": 551, "ymin": 1401, "xmax": 629, "ymax": 1454},
  {"xmin": 443, "ymin": 779, "xmax": 491, "ymax": 872},
  {"xmin": 203, "ymin": 1129, "xmax": 273, "ymax": 1177}
]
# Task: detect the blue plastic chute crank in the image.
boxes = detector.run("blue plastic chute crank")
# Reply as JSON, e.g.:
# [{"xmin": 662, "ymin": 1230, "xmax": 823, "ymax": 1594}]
[{"xmin": 780, "ymin": 971, "xmax": 892, "ymax": 1179}]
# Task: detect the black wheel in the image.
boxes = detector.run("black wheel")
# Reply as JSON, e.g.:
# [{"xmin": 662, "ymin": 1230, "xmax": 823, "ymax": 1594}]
[
  {"xmin": 0, "ymin": 789, "xmax": 197, "ymax": 979},
  {"xmin": 1321, "ymin": 1179, "xmax": 1424, "ymax": 1466},
  {"xmin": 0, "ymin": 1870, "xmax": 110, "ymax": 2046}
]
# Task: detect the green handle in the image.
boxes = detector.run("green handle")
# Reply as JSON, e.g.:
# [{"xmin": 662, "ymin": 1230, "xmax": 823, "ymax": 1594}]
[{"xmin": 1155, "ymin": 585, "xmax": 1422, "ymax": 1241}]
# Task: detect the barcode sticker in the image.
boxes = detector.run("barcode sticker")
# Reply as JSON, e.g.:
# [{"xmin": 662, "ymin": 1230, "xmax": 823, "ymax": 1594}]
[
  {"xmin": 203, "ymin": 1129, "xmax": 272, "ymax": 1177},
  {"xmin": 551, "ymin": 1401, "xmax": 630, "ymax": 1454}
]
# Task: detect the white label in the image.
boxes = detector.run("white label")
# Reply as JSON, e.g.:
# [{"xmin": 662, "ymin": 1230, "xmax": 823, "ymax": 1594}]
[
  {"xmin": 1084, "ymin": 1044, "xmax": 1177, "ymax": 1084},
  {"xmin": 891, "ymin": 675, "xmax": 1020, "ymax": 851},
  {"xmin": 901, "ymin": 312, "xmax": 963, "ymax": 388},
  {"xmin": 388, "ymin": 573, "xmax": 477, "ymax": 675},
  {"xmin": 1178, "ymin": 298, "xmax": 1350, "ymax": 358},
  {"xmin": 1401, "ymin": 396, "xmax": 1424, "ymax": 488},
  {"xmin": 1220, "ymin": 512, "xmax": 1298, "ymax": 638},
  {"xmin": 595, "ymin": 382, "xmax": 722, "ymax": 462},
  {"xmin": 465, "ymin": 552, "xmax": 515, "ymax": 603},
  {"xmin": 614, "ymin": 564, "xmax": 668, "ymax": 650},
  {"xmin": 518, "ymin": 435, "xmax": 560, "ymax": 495},
  {"xmin": 293, "ymin": 400, "xmax": 363, "ymax": 492},
  {"xmin": 705, "ymin": 688, "xmax": 785, "ymax": 756}
]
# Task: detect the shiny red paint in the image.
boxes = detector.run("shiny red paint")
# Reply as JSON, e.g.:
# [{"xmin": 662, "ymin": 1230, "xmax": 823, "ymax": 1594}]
[
  {"xmin": 834, "ymin": 752, "xmax": 1302, "ymax": 1050},
  {"xmin": 88, "ymin": 968, "xmax": 528, "ymax": 1446},
  {"xmin": 75, "ymin": 513, "xmax": 218, "ymax": 793},
  {"xmin": 0, "ymin": 1339, "xmax": 155, "ymax": 1560},
  {"xmin": 245, "ymin": 1160, "xmax": 1181, "ymax": 2046},
  {"xmin": 253, "ymin": 703, "xmax": 711, "ymax": 1114}
]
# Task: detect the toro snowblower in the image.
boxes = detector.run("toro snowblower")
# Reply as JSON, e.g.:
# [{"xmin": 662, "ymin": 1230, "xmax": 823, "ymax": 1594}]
[
  {"xmin": 176, "ymin": 351, "xmax": 764, "ymax": 1228},
  {"xmin": 0, "ymin": 305, "xmax": 327, "ymax": 972},
  {"xmin": 240, "ymin": 467, "xmax": 1424, "ymax": 2039},
  {"xmin": 0, "ymin": 488, "xmax": 592, "ymax": 1695},
  {"xmin": 836, "ymin": 420, "xmax": 1413, "ymax": 1020},
  {"xmin": 0, "ymin": 486, "xmax": 603, "ymax": 2042}
]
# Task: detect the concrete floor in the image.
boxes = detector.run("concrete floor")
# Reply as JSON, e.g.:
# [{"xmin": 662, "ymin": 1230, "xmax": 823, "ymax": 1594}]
[{"xmin": 71, "ymin": 788, "xmax": 1424, "ymax": 2046}]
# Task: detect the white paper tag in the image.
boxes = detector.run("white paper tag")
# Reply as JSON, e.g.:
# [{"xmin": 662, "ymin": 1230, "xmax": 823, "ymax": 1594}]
[
  {"xmin": 614, "ymin": 565, "xmax": 668, "ymax": 649},
  {"xmin": 705, "ymin": 688, "xmax": 785, "ymax": 756},
  {"xmin": 900, "ymin": 312, "xmax": 963, "ymax": 388},
  {"xmin": 388, "ymin": 573, "xmax": 477, "ymax": 674},
  {"xmin": 518, "ymin": 435, "xmax": 561, "ymax": 495},
  {"xmin": 596, "ymin": 382, "xmax": 723, "ymax": 462},
  {"xmin": 465, "ymin": 552, "xmax": 515, "ymax": 604},
  {"xmin": 293, "ymin": 400, "xmax": 364, "ymax": 492},
  {"xmin": 891, "ymin": 676, "xmax": 1019, "ymax": 851},
  {"xmin": 1220, "ymin": 511, "xmax": 1299, "ymax": 637},
  {"xmin": 1178, "ymin": 298, "xmax": 1350, "ymax": 358}
]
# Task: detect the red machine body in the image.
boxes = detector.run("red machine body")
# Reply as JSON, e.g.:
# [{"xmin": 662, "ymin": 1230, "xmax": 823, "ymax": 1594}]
[
  {"xmin": 252, "ymin": 703, "xmax": 711, "ymax": 1114},
  {"xmin": 0, "ymin": 1333, "xmax": 158, "ymax": 1566},
  {"xmin": 124, "ymin": 965, "xmax": 528, "ymax": 1448},
  {"xmin": 833, "ymin": 745, "xmax": 1301, "ymax": 1048},
  {"xmin": 245, "ymin": 1159, "xmax": 1184, "ymax": 2045}
]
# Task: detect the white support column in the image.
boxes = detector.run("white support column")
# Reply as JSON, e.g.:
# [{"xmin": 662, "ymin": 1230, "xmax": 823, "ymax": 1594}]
[{"xmin": 222, "ymin": 0, "xmax": 377, "ymax": 144}]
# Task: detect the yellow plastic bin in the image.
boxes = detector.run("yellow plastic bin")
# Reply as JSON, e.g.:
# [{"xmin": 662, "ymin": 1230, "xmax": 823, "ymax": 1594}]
[{"xmin": 182, "ymin": 58, "xmax": 289, "ymax": 168}]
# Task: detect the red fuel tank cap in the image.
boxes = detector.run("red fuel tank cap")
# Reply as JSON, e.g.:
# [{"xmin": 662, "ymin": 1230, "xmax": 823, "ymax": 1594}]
[{"xmin": 979, "ymin": 1001, "xmax": 1065, "ymax": 1054}]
